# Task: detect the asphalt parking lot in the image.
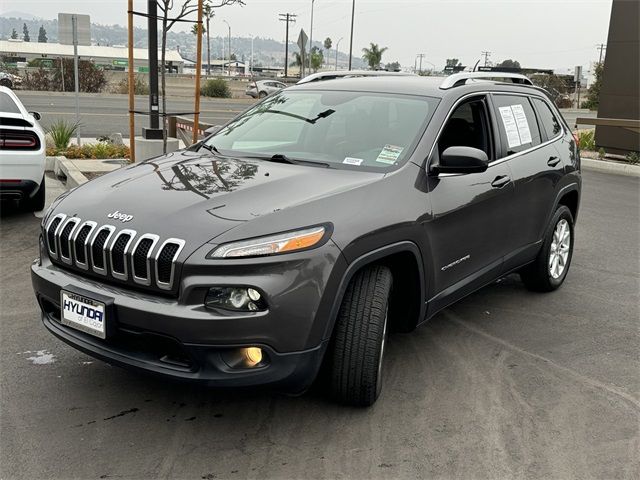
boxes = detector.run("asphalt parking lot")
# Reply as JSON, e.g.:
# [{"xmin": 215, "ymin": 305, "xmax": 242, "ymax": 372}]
[{"xmin": 1, "ymin": 169, "xmax": 638, "ymax": 480}]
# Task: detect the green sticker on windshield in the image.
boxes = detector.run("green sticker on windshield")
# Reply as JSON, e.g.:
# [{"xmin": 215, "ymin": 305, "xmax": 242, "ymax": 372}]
[{"xmin": 376, "ymin": 144, "xmax": 404, "ymax": 164}]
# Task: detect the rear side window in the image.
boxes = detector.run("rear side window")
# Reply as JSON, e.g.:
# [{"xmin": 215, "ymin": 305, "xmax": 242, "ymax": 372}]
[
  {"xmin": 492, "ymin": 95, "xmax": 542, "ymax": 156},
  {"xmin": 0, "ymin": 92, "xmax": 21, "ymax": 114},
  {"xmin": 532, "ymin": 97, "xmax": 562, "ymax": 140}
]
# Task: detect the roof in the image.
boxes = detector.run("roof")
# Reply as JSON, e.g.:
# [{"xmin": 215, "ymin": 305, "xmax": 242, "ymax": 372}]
[
  {"xmin": 0, "ymin": 40, "xmax": 183, "ymax": 63},
  {"xmin": 297, "ymin": 69, "xmax": 415, "ymax": 85},
  {"xmin": 293, "ymin": 75, "xmax": 448, "ymax": 97},
  {"xmin": 291, "ymin": 73, "xmax": 539, "ymax": 98}
]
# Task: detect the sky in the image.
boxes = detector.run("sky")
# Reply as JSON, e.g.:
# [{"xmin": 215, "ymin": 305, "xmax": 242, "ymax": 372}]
[{"xmin": 1, "ymin": 0, "xmax": 613, "ymax": 74}]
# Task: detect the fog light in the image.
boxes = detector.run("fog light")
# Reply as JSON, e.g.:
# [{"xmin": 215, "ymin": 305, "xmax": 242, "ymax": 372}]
[
  {"xmin": 205, "ymin": 287, "xmax": 267, "ymax": 312},
  {"xmin": 244, "ymin": 347, "xmax": 263, "ymax": 366},
  {"xmin": 221, "ymin": 347, "xmax": 267, "ymax": 369}
]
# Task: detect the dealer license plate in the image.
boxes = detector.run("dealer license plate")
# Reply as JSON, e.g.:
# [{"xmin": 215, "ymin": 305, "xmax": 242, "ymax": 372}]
[{"xmin": 60, "ymin": 290, "xmax": 106, "ymax": 339}]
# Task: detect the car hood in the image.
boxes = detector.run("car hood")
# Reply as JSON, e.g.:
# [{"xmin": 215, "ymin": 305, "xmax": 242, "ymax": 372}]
[{"xmin": 51, "ymin": 149, "xmax": 382, "ymax": 247}]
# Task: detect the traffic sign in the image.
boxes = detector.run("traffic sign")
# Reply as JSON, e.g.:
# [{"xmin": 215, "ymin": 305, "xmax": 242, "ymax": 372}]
[{"xmin": 297, "ymin": 29, "xmax": 308, "ymax": 52}]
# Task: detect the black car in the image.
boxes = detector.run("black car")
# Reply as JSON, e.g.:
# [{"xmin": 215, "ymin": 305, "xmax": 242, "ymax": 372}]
[{"xmin": 32, "ymin": 72, "xmax": 581, "ymax": 406}]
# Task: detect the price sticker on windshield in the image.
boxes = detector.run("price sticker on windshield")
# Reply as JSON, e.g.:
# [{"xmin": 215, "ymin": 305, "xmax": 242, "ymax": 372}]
[{"xmin": 376, "ymin": 145, "xmax": 404, "ymax": 164}]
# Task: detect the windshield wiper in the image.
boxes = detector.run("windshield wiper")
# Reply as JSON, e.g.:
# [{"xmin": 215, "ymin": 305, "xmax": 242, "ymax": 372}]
[
  {"xmin": 200, "ymin": 143, "xmax": 222, "ymax": 155},
  {"xmin": 247, "ymin": 153, "xmax": 330, "ymax": 168}
]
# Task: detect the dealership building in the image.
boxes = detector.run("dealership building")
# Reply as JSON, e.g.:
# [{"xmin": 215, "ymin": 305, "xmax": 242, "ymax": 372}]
[{"xmin": 0, "ymin": 39, "xmax": 184, "ymax": 73}]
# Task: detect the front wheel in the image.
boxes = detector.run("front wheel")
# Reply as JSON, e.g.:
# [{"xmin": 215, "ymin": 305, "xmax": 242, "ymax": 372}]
[
  {"xmin": 520, "ymin": 205, "xmax": 574, "ymax": 292},
  {"xmin": 328, "ymin": 264, "xmax": 392, "ymax": 406}
]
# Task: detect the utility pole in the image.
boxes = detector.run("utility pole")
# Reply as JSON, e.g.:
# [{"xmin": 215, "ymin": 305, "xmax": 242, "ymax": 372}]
[
  {"xmin": 596, "ymin": 43, "xmax": 606, "ymax": 64},
  {"xmin": 335, "ymin": 36, "xmax": 343, "ymax": 70},
  {"xmin": 481, "ymin": 50, "xmax": 491, "ymax": 67},
  {"xmin": 309, "ymin": 0, "xmax": 316, "ymax": 66},
  {"xmin": 223, "ymin": 20, "xmax": 231, "ymax": 76},
  {"xmin": 279, "ymin": 13, "xmax": 296, "ymax": 78},
  {"xmin": 348, "ymin": 0, "xmax": 355, "ymax": 70},
  {"xmin": 71, "ymin": 14, "xmax": 80, "ymax": 145},
  {"xmin": 417, "ymin": 53, "xmax": 425, "ymax": 73}
]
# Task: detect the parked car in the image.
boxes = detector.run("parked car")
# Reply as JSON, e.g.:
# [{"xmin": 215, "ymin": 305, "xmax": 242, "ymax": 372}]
[
  {"xmin": 32, "ymin": 73, "xmax": 581, "ymax": 406},
  {"xmin": 298, "ymin": 69, "xmax": 415, "ymax": 84},
  {"xmin": 0, "ymin": 86, "xmax": 46, "ymax": 211},
  {"xmin": 246, "ymin": 80, "xmax": 287, "ymax": 98},
  {"xmin": 0, "ymin": 71, "xmax": 23, "ymax": 89}
]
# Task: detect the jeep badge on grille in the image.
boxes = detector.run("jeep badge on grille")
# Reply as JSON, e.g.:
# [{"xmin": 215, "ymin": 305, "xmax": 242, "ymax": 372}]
[{"xmin": 107, "ymin": 210, "xmax": 134, "ymax": 223}]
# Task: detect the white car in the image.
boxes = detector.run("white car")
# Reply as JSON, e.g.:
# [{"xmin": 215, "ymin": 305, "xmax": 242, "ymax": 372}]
[
  {"xmin": 245, "ymin": 80, "xmax": 287, "ymax": 99},
  {"xmin": 0, "ymin": 86, "xmax": 46, "ymax": 211}
]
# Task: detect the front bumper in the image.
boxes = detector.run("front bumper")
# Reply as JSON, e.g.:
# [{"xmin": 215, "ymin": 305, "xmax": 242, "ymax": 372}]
[{"xmin": 31, "ymin": 240, "xmax": 346, "ymax": 390}]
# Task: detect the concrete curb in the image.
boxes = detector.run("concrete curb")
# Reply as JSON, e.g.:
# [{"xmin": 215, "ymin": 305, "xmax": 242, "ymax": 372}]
[
  {"xmin": 55, "ymin": 158, "xmax": 89, "ymax": 189},
  {"xmin": 581, "ymin": 158, "xmax": 640, "ymax": 177}
]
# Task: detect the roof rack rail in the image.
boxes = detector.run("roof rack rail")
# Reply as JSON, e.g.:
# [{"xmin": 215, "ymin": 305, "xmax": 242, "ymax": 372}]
[{"xmin": 440, "ymin": 72, "xmax": 533, "ymax": 89}]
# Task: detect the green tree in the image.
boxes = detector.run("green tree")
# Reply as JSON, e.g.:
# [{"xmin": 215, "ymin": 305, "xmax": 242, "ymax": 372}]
[
  {"xmin": 323, "ymin": 37, "xmax": 332, "ymax": 66},
  {"xmin": 582, "ymin": 61, "xmax": 603, "ymax": 110},
  {"xmin": 310, "ymin": 46, "xmax": 323, "ymax": 72},
  {"xmin": 38, "ymin": 25, "xmax": 48, "ymax": 43},
  {"xmin": 362, "ymin": 43, "xmax": 388, "ymax": 70},
  {"xmin": 191, "ymin": 23, "xmax": 206, "ymax": 35},
  {"xmin": 10, "ymin": 28, "xmax": 18, "ymax": 39},
  {"xmin": 386, "ymin": 61, "xmax": 400, "ymax": 71},
  {"xmin": 446, "ymin": 58, "xmax": 460, "ymax": 67},
  {"xmin": 22, "ymin": 23, "xmax": 30, "ymax": 42},
  {"xmin": 496, "ymin": 59, "xmax": 521, "ymax": 69}
]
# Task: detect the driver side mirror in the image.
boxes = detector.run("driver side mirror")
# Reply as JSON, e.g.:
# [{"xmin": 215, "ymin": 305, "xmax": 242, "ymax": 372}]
[
  {"xmin": 431, "ymin": 146, "xmax": 488, "ymax": 175},
  {"xmin": 29, "ymin": 111, "xmax": 41, "ymax": 121}
]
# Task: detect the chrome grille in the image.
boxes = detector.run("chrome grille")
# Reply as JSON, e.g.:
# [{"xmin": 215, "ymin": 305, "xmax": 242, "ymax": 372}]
[
  {"xmin": 155, "ymin": 239, "xmax": 186, "ymax": 290},
  {"xmin": 44, "ymin": 215, "xmax": 184, "ymax": 291}
]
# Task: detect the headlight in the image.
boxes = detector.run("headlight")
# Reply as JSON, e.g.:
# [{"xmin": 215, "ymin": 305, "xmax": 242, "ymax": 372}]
[{"xmin": 209, "ymin": 225, "xmax": 327, "ymax": 258}]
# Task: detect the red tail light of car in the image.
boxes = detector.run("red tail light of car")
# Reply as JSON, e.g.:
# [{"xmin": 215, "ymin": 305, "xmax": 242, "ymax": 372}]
[{"xmin": 0, "ymin": 130, "xmax": 41, "ymax": 151}]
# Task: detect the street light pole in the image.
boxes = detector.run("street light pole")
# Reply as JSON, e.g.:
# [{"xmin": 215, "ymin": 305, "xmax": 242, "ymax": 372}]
[
  {"xmin": 309, "ymin": 0, "xmax": 316, "ymax": 64},
  {"xmin": 348, "ymin": 0, "xmax": 355, "ymax": 70},
  {"xmin": 251, "ymin": 36, "xmax": 254, "ymax": 76},
  {"xmin": 223, "ymin": 20, "xmax": 231, "ymax": 76},
  {"xmin": 335, "ymin": 37, "xmax": 343, "ymax": 70}
]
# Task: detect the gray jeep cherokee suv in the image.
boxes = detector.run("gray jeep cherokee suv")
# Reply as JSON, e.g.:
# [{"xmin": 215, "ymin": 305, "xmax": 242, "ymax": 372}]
[{"xmin": 32, "ymin": 73, "xmax": 581, "ymax": 406}]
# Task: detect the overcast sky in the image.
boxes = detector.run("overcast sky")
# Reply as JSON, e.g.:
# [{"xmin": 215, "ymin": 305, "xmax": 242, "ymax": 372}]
[{"xmin": 1, "ymin": 0, "xmax": 612, "ymax": 73}]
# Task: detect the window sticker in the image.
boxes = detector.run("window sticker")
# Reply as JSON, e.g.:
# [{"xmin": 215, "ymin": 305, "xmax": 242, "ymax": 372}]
[
  {"xmin": 376, "ymin": 144, "xmax": 404, "ymax": 164},
  {"xmin": 343, "ymin": 157, "xmax": 364, "ymax": 166},
  {"xmin": 510, "ymin": 104, "xmax": 532, "ymax": 144},
  {"xmin": 498, "ymin": 106, "xmax": 522, "ymax": 148}
]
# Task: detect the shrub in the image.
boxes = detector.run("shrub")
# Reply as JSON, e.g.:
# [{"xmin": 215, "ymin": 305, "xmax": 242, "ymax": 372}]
[
  {"xmin": 111, "ymin": 75, "xmax": 150, "ymax": 95},
  {"xmin": 201, "ymin": 78, "xmax": 231, "ymax": 98},
  {"xmin": 22, "ymin": 59, "xmax": 107, "ymax": 93},
  {"xmin": 577, "ymin": 130, "xmax": 595, "ymax": 151},
  {"xmin": 625, "ymin": 152, "xmax": 640, "ymax": 165},
  {"xmin": 47, "ymin": 120, "xmax": 79, "ymax": 150},
  {"xmin": 63, "ymin": 143, "xmax": 129, "ymax": 159},
  {"xmin": 555, "ymin": 97, "xmax": 573, "ymax": 109},
  {"xmin": 23, "ymin": 67, "xmax": 52, "ymax": 91}
]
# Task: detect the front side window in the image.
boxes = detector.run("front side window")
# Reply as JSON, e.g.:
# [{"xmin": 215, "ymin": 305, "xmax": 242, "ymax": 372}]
[
  {"xmin": 437, "ymin": 97, "xmax": 492, "ymax": 160},
  {"xmin": 204, "ymin": 90, "xmax": 438, "ymax": 170},
  {"xmin": 492, "ymin": 95, "xmax": 542, "ymax": 156},
  {"xmin": 532, "ymin": 97, "xmax": 562, "ymax": 140}
]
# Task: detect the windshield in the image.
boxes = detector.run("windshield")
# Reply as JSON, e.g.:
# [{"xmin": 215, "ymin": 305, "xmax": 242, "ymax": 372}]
[{"xmin": 203, "ymin": 90, "xmax": 439, "ymax": 170}]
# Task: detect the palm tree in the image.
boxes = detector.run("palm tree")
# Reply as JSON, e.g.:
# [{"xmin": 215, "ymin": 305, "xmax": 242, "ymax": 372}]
[{"xmin": 362, "ymin": 43, "xmax": 388, "ymax": 70}]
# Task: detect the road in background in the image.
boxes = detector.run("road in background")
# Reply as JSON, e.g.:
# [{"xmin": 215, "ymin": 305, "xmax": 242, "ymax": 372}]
[
  {"xmin": 1, "ymin": 170, "xmax": 638, "ymax": 479},
  {"xmin": 15, "ymin": 91, "xmax": 597, "ymax": 139},
  {"xmin": 15, "ymin": 91, "xmax": 255, "ymax": 137}
]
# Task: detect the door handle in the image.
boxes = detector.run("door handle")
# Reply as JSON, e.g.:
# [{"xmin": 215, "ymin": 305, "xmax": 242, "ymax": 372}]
[
  {"xmin": 491, "ymin": 175, "xmax": 511, "ymax": 188},
  {"xmin": 547, "ymin": 156, "xmax": 561, "ymax": 167}
]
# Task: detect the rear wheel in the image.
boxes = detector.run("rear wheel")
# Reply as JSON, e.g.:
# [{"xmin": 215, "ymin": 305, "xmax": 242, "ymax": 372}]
[
  {"xmin": 520, "ymin": 205, "xmax": 574, "ymax": 292},
  {"xmin": 0, "ymin": 78, "xmax": 12, "ymax": 88},
  {"xmin": 23, "ymin": 175, "xmax": 46, "ymax": 212},
  {"xmin": 258, "ymin": 91, "xmax": 267, "ymax": 99},
  {"xmin": 328, "ymin": 264, "xmax": 392, "ymax": 406}
]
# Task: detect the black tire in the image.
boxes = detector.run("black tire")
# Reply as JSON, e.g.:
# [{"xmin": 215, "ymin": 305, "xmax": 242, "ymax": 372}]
[
  {"xmin": 520, "ymin": 205, "xmax": 574, "ymax": 292},
  {"xmin": 328, "ymin": 264, "xmax": 392, "ymax": 407},
  {"xmin": 23, "ymin": 175, "xmax": 46, "ymax": 212},
  {"xmin": 258, "ymin": 91, "xmax": 267, "ymax": 99},
  {"xmin": 0, "ymin": 78, "xmax": 11, "ymax": 88}
]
